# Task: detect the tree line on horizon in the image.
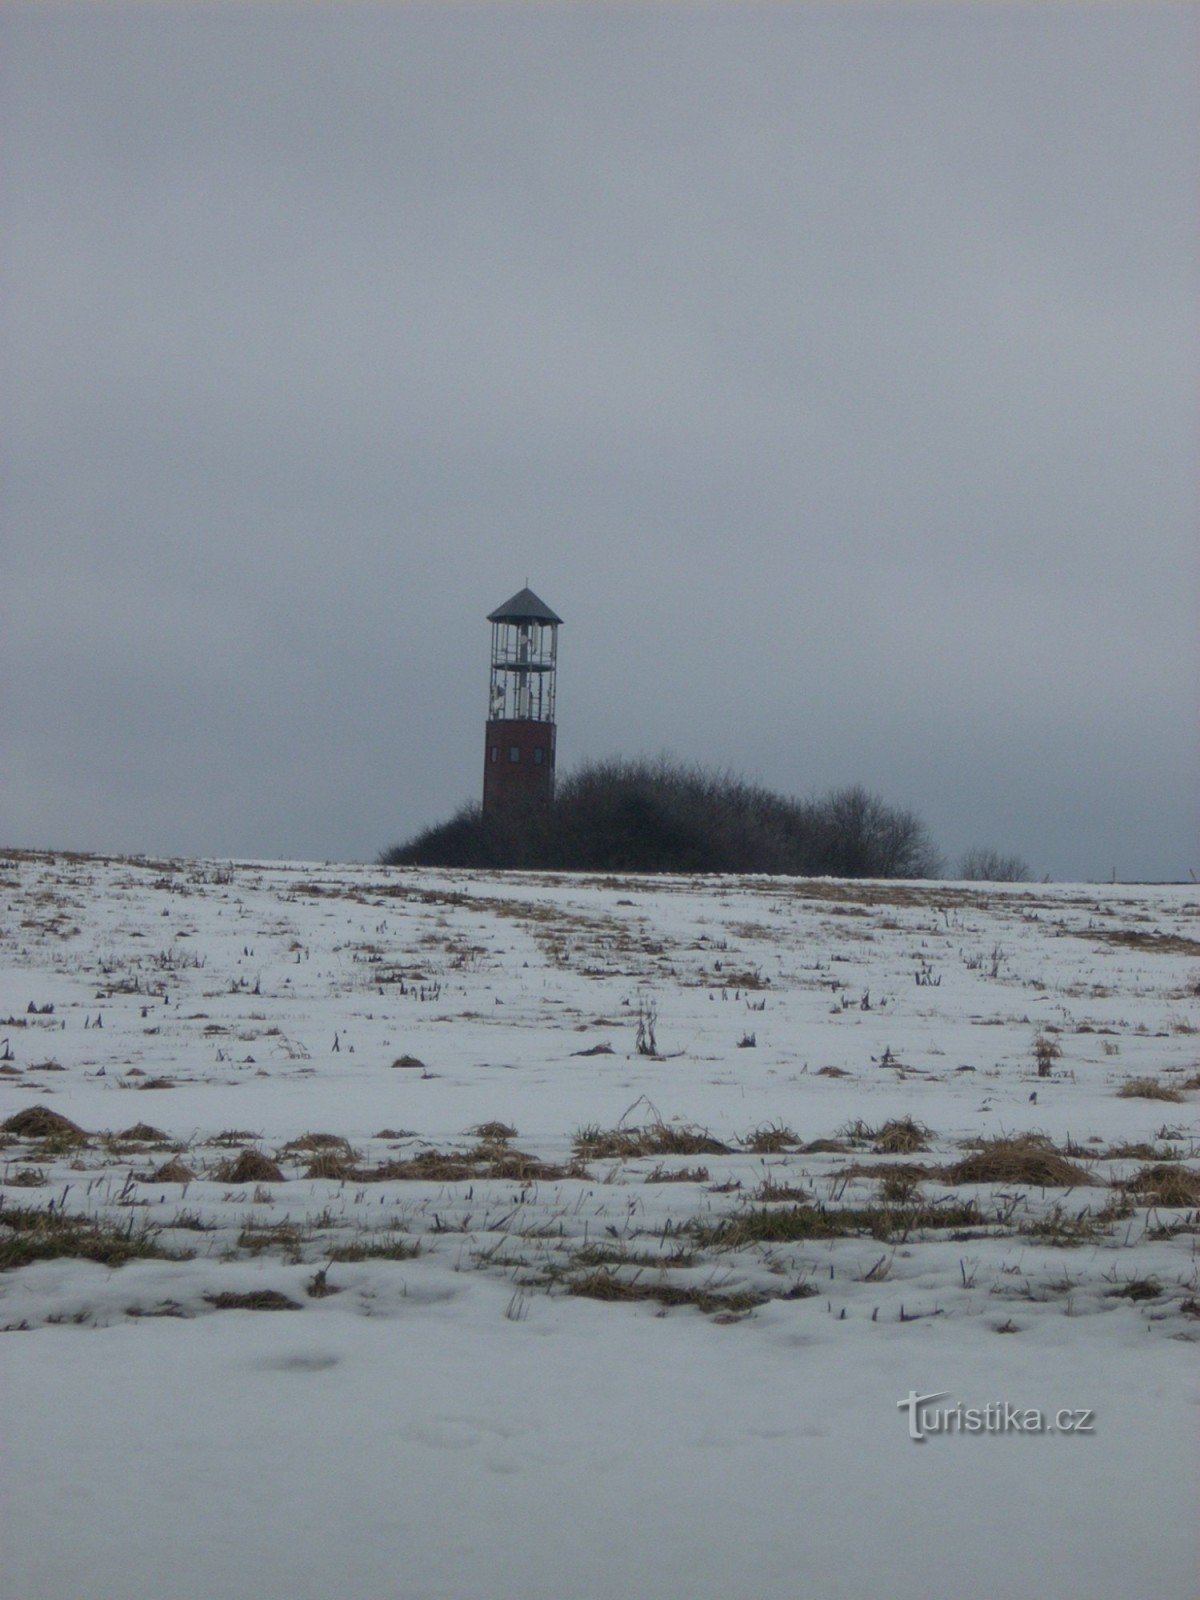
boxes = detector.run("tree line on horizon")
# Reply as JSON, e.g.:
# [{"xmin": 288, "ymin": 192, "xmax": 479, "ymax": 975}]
[{"xmin": 380, "ymin": 757, "xmax": 1030, "ymax": 880}]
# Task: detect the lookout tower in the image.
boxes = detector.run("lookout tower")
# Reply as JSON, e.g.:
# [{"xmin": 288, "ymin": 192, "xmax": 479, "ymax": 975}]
[{"xmin": 483, "ymin": 587, "xmax": 562, "ymax": 814}]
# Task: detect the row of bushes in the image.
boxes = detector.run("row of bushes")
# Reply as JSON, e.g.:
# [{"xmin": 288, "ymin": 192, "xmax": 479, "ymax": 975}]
[{"xmin": 380, "ymin": 758, "xmax": 980, "ymax": 877}]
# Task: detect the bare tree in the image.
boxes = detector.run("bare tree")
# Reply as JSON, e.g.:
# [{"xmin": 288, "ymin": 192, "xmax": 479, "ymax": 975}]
[
  {"xmin": 814, "ymin": 786, "xmax": 943, "ymax": 879},
  {"xmin": 958, "ymin": 846, "xmax": 1030, "ymax": 882}
]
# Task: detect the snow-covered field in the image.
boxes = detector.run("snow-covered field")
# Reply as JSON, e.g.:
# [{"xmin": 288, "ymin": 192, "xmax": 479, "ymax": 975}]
[{"xmin": 1, "ymin": 851, "xmax": 1197, "ymax": 1599}]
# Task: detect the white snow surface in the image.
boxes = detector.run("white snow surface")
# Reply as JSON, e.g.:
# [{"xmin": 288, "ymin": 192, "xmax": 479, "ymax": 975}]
[{"xmin": 0, "ymin": 852, "xmax": 1197, "ymax": 1599}]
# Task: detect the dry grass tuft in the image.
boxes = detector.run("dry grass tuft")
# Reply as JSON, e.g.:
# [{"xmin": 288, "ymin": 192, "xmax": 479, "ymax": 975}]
[
  {"xmin": 469, "ymin": 1122, "xmax": 518, "ymax": 1142},
  {"xmin": 237, "ymin": 1223, "xmax": 307, "ymax": 1257},
  {"xmin": 0, "ymin": 1205, "xmax": 180, "ymax": 1270},
  {"xmin": 1116, "ymin": 1078, "xmax": 1184, "ymax": 1103},
  {"xmin": 1, "ymin": 1105, "xmax": 88, "ymax": 1143},
  {"xmin": 150, "ymin": 1158, "xmax": 195, "ymax": 1183},
  {"xmin": 695, "ymin": 1204, "xmax": 815, "ymax": 1247},
  {"xmin": 303, "ymin": 1151, "xmax": 357, "ymax": 1180},
  {"xmin": 842, "ymin": 1160, "xmax": 933, "ymax": 1183},
  {"xmin": 281, "ymin": 1133, "xmax": 355, "ymax": 1155},
  {"xmin": 1111, "ymin": 1277, "xmax": 1163, "ymax": 1302},
  {"xmin": 214, "ymin": 1149, "xmax": 286, "ymax": 1184},
  {"xmin": 359, "ymin": 1151, "xmax": 475, "ymax": 1182},
  {"xmin": 873, "ymin": 1116, "xmax": 933, "ymax": 1154},
  {"xmin": 946, "ymin": 1136, "xmax": 1095, "ymax": 1188},
  {"xmin": 752, "ymin": 1178, "xmax": 812, "ymax": 1202},
  {"xmin": 839, "ymin": 1116, "xmax": 932, "ymax": 1154},
  {"xmin": 694, "ymin": 1198, "xmax": 981, "ymax": 1249},
  {"xmin": 1104, "ymin": 1141, "xmax": 1180, "ymax": 1162},
  {"xmin": 742, "ymin": 1122, "xmax": 800, "ymax": 1153},
  {"xmin": 351, "ymin": 1145, "xmax": 567, "ymax": 1184},
  {"xmin": 115, "ymin": 1123, "xmax": 171, "ymax": 1145},
  {"xmin": 479, "ymin": 1147, "xmax": 566, "ymax": 1182},
  {"xmin": 1089, "ymin": 928, "xmax": 1200, "ymax": 957},
  {"xmin": 1021, "ymin": 1200, "xmax": 1131, "ymax": 1247},
  {"xmin": 327, "ymin": 1234, "xmax": 421, "ymax": 1262},
  {"xmin": 574, "ymin": 1123, "xmax": 731, "ymax": 1161},
  {"xmin": 566, "ymin": 1267, "xmax": 765, "ymax": 1316},
  {"xmin": 644, "ymin": 1165, "xmax": 710, "ymax": 1184},
  {"xmin": 203, "ymin": 1289, "xmax": 301, "ymax": 1311},
  {"xmin": 875, "ymin": 1167, "xmax": 928, "ymax": 1204},
  {"xmin": 1121, "ymin": 1164, "xmax": 1200, "ymax": 1208}
]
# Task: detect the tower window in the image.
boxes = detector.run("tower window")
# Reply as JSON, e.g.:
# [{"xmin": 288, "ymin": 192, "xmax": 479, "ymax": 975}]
[
  {"xmin": 533, "ymin": 748, "xmax": 544, "ymax": 765},
  {"xmin": 509, "ymin": 746, "xmax": 520, "ymax": 763},
  {"xmin": 490, "ymin": 746, "xmax": 498, "ymax": 763}
]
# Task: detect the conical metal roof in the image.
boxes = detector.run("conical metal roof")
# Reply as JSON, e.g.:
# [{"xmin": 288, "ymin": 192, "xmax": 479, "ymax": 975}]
[{"xmin": 487, "ymin": 587, "xmax": 563, "ymax": 625}]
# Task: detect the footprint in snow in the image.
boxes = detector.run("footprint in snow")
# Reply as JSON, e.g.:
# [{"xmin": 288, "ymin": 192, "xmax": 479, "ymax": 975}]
[
  {"xmin": 404, "ymin": 1415, "xmax": 526, "ymax": 1451},
  {"xmin": 256, "ymin": 1352, "xmax": 340, "ymax": 1373}
]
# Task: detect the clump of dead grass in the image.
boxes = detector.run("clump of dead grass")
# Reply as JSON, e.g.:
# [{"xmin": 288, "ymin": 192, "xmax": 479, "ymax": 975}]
[
  {"xmin": 874, "ymin": 1116, "xmax": 933, "ymax": 1154},
  {"xmin": 644, "ymin": 1165, "xmax": 710, "ymax": 1184},
  {"xmin": 742, "ymin": 1122, "xmax": 799, "ymax": 1154},
  {"xmin": 1021, "ymin": 1200, "xmax": 1132, "ymax": 1247},
  {"xmin": 478, "ymin": 1147, "xmax": 568, "ymax": 1182},
  {"xmin": 571, "ymin": 1243, "xmax": 698, "ymax": 1271},
  {"xmin": 203, "ymin": 1289, "xmax": 301, "ymax": 1312},
  {"xmin": 357, "ymin": 1150, "xmax": 474, "ymax": 1182},
  {"xmin": 1, "ymin": 1105, "xmax": 88, "ymax": 1144},
  {"xmin": 573, "ymin": 1122, "xmax": 731, "ymax": 1161},
  {"xmin": 0, "ymin": 1204, "xmax": 181, "ymax": 1270},
  {"xmin": 1090, "ymin": 928, "xmax": 1200, "ymax": 957},
  {"xmin": 1103, "ymin": 1141, "xmax": 1180, "ymax": 1162},
  {"xmin": 237, "ymin": 1223, "xmax": 307, "ymax": 1258},
  {"xmin": 303, "ymin": 1151, "xmax": 358, "ymax": 1180},
  {"xmin": 694, "ymin": 1197, "xmax": 982, "ymax": 1249},
  {"xmin": 1033, "ymin": 1033, "xmax": 1061, "ymax": 1077},
  {"xmin": 752, "ymin": 1178, "xmax": 811, "ymax": 1202},
  {"xmin": 351, "ymin": 1144, "xmax": 568, "ymax": 1184},
  {"xmin": 148, "ymin": 1158, "xmax": 195, "ymax": 1183},
  {"xmin": 214, "ymin": 1149, "xmax": 285, "ymax": 1184},
  {"xmin": 327, "ymin": 1234, "xmax": 421, "ymax": 1262},
  {"xmin": 1121, "ymin": 1163, "xmax": 1200, "ymax": 1208},
  {"xmin": 114, "ymin": 1123, "xmax": 171, "ymax": 1145},
  {"xmin": 946, "ymin": 1135, "xmax": 1095, "ymax": 1188},
  {"xmin": 281, "ymin": 1132, "xmax": 355, "ymax": 1155},
  {"xmin": 566, "ymin": 1267, "xmax": 765, "ymax": 1316},
  {"xmin": 841, "ymin": 1160, "xmax": 934, "ymax": 1184},
  {"xmin": 839, "ymin": 1116, "xmax": 932, "ymax": 1154},
  {"xmin": 875, "ymin": 1167, "xmax": 928, "ymax": 1204},
  {"xmin": 1110, "ymin": 1277, "xmax": 1163, "ymax": 1301},
  {"xmin": 469, "ymin": 1121, "xmax": 518, "ymax": 1142},
  {"xmin": 1116, "ymin": 1078, "xmax": 1184, "ymax": 1103}
]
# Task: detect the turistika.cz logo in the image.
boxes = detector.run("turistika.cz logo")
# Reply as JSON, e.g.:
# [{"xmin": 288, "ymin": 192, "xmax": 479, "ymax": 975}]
[{"xmin": 898, "ymin": 1391, "xmax": 1095, "ymax": 1442}]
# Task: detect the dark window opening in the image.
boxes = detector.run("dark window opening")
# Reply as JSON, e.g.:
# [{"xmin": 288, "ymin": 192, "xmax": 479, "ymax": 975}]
[
  {"xmin": 509, "ymin": 746, "xmax": 521, "ymax": 763},
  {"xmin": 490, "ymin": 746, "xmax": 498, "ymax": 764},
  {"xmin": 533, "ymin": 748, "xmax": 544, "ymax": 765}
]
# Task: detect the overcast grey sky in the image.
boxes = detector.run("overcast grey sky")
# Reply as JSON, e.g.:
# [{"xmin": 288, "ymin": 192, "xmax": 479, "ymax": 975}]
[{"xmin": 2, "ymin": 4, "xmax": 1196, "ymax": 879}]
